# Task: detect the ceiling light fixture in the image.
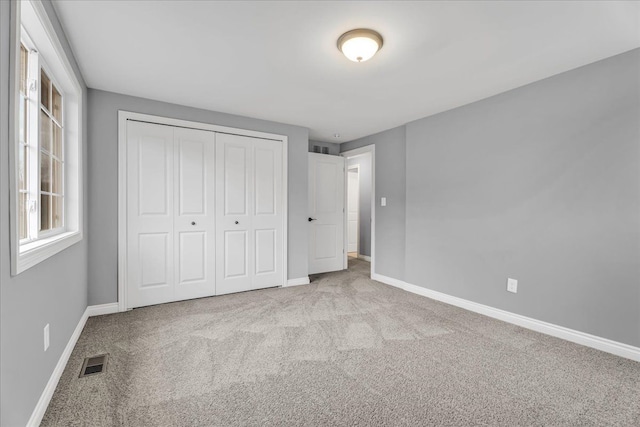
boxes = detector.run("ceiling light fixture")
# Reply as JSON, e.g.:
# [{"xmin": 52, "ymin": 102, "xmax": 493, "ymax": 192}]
[{"xmin": 337, "ymin": 28, "xmax": 383, "ymax": 63}]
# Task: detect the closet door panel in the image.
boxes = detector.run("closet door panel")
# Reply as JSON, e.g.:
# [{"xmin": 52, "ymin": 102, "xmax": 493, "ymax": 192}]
[
  {"xmin": 252, "ymin": 140, "xmax": 283, "ymax": 288},
  {"xmin": 127, "ymin": 121, "xmax": 175, "ymax": 308},
  {"xmin": 216, "ymin": 134, "xmax": 254, "ymax": 294},
  {"xmin": 174, "ymin": 128, "xmax": 216, "ymax": 301}
]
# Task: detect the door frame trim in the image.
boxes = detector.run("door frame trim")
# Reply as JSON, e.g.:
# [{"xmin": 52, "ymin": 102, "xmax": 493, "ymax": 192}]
[
  {"xmin": 117, "ymin": 110, "xmax": 288, "ymax": 312},
  {"xmin": 341, "ymin": 145, "xmax": 375, "ymax": 276}
]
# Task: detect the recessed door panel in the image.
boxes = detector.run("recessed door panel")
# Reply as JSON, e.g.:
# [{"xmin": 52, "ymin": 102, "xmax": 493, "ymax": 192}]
[
  {"xmin": 315, "ymin": 161, "xmax": 338, "ymax": 214},
  {"xmin": 178, "ymin": 232, "xmax": 206, "ymax": 283},
  {"xmin": 314, "ymin": 224, "xmax": 337, "ymax": 260},
  {"xmin": 255, "ymin": 148, "xmax": 275, "ymax": 215},
  {"xmin": 255, "ymin": 229, "xmax": 276, "ymax": 275},
  {"xmin": 224, "ymin": 231, "xmax": 247, "ymax": 278},
  {"xmin": 224, "ymin": 145, "xmax": 248, "ymax": 216},
  {"xmin": 179, "ymin": 140, "xmax": 205, "ymax": 215},
  {"xmin": 139, "ymin": 233, "xmax": 169, "ymax": 287},
  {"xmin": 138, "ymin": 136, "xmax": 169, "ymax": 215}
]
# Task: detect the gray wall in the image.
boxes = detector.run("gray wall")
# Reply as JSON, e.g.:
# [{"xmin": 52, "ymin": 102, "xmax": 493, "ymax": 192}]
[
  {"xmin": 0, "ymin": 1, "xmax": 89, "ymax": 426},
  {"xmin": 347, "ymin": 155, "xmax": 372, "ymax": 257},
  {"xmin": 309, "ymin": 139, "xmax": 341, "ymax": 156},
  {"xmin": 404, "ymin": 49, "xmax": 640, "ymax": 347},
  {"xmin": 340, "ymin": 126, "xmax": 406, "ymax": 280},
  {"xmin": 88, "ymin": 89, "xmax": 310, "ymax": 305}
]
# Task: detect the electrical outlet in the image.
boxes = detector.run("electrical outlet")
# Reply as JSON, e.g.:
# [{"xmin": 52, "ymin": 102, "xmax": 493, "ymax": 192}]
[
  {"xmin": 44, "ymin": 324, "xmax": 50, "ymax": 351},
  {"xmin": 507, "ymin": 278, "xmax": 518, "ymax": 294},
  {"xmin": 381, "ymin": 197, "xmax": 387, "ymax": 207}
]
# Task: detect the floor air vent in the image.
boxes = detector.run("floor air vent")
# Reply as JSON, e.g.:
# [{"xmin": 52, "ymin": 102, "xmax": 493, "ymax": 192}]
[{"xmin": 79, "ymin": 354, "xmax": 108, "ymax": 378}]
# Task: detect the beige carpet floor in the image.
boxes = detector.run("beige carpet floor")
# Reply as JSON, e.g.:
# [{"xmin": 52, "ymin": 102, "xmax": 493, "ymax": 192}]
[{"xmin": 42, "ymin": 258, "xmax": 640, "ymax": 426}]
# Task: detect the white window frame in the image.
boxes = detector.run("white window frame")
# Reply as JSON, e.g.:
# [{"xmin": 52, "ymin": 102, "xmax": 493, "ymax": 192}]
[{"xmin": 9, "ymin": 0, "xmax": 83, "ymax": 275}]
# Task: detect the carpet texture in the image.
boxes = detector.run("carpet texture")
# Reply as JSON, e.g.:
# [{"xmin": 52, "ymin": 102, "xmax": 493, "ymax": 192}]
[{"xmin": 42, "ymin": 258, "xmax": 640, "ymax": 426}]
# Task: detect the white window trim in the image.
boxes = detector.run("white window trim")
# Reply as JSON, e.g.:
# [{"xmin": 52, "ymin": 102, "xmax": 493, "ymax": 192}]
[{"xmin": 9, "ymin": 0, "xmax": 83, "ymax": 275}]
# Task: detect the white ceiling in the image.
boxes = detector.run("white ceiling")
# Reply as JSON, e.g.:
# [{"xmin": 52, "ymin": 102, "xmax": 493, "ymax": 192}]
[{"xmin": 53, "ymin": 1, "xmax": 640, "ymax": 143}]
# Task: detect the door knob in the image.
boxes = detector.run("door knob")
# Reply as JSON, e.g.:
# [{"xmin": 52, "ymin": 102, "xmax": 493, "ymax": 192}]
[
  {"xmin": 308, "ymin": 217, "xmax": 317, "ymax": 222},
  {"xmin": 191, "ymin": 221, "xmax": 196, "ymax": 225},
  {"xmin": 235, "ymin": 221, "xmax": 239, "ymax": 225}
]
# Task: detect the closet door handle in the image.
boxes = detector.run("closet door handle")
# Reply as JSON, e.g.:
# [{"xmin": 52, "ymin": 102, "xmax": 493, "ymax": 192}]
[
  {"xmin": 235, "ymin": 221, "xmax": 239, "ymax": 225},
  {"xmin": 308, "ymin": 217, "xmax": 317, "ymax": 222},
  {"xmin": 191, "ymin": 221, "xmax": 196, "ymax": 226}
]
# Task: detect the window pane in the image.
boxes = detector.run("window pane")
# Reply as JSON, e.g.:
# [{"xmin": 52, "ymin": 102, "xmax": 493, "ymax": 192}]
[
  {"xmin": 20, "ymin": 45, "xmax": 28, "ymax": 94},
  {"xmin": 19, "ymin": 145, "xmax": 27, "ymax": 190},
  {"xmin": 40, "ymin": 152, "xmax": 51, "ymax": 192},
  {"xmin": 19, "ymin": 193, "xmax": 28, "ymax": 240},
  {"xmin": 52, "ymin": 84, "xmax": 62, "ymax": 122},
  {"xmin": 41, "ymin": 70, "xmax": 50, "ymax": 110},
  {"xmin": 40, "ymin": 194, "xmax": 50, "ymax": 231},
  {"xmin": 40, "ymin": 109, "xmax": 51, "ymax": 152},
  {"xmin": 53, "ymin": 124, "xmax": 62, "ymax": 158},
  {"xmin": 52, "ymin": 196, "xmax": 63, "ymax": 229},
  {"xmin": 52, "ymin": 159, "xmax": 62, "ymax": 194},
  {"xmin": 20, "ymin": 95, "xmax": 27, "ymax": 143}
]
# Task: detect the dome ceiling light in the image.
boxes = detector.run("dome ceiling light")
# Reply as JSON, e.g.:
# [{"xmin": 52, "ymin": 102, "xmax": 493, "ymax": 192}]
[{"xmin": 337, "ymin": 28, "xmax": 383, "ymax": 63}]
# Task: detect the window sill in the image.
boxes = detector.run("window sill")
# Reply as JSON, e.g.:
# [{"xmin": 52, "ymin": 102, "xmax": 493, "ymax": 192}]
[{"xmin": 15, "ymin": 230, "xmax": 82, "ymax": 275}]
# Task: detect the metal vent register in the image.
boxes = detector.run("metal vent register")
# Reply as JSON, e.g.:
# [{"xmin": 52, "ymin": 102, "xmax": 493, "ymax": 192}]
[{"xmin": 79, "ymin": 354, "xmax": 108, "ymax": 378}]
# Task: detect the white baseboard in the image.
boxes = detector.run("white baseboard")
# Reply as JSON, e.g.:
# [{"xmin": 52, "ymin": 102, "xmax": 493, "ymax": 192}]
[
  {"xmin": 27, "ymin": 307, "xmax": 89, "ymax": 426},
  {"xmin": 372, "ymin": 273, "xmax": 640, "ymax": 363},
  {"xmin": 357, "ymin": 254, "xmax": 371, "ymax": 262},
  {"xmin": 86, "ymin": 302, "xmax": 119, "ymax": 317},
  {"xmin": 27, "ymin": 302, "xmax": 121, "ymax": 426},
  {"xmin": 285, "ymin": 276, "xmax": 310, "ymax": 287}
]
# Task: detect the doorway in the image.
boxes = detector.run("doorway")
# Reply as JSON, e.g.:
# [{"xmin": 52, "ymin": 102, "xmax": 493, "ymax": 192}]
[
  {"xmin": 342, "ymin": 145, "xmax": 375, "ymax": 278},
  {"xmin": 347, "ymin": 165, "xmax": 359, "ymax": 258}
]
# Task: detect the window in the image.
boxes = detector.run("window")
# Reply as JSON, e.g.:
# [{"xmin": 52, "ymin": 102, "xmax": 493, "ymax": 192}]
[{"xmin": 11, "ymin": 0, "xmax": 83, "ymax": 275}]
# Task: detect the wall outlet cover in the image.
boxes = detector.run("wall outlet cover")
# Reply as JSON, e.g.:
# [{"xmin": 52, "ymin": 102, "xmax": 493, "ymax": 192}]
[
  {"xmin": 507, "ymin": 278, "xmax": 518, "ymax": 293},
  {"xmin": 381, "ymin": 197, "xmax": 387, "ymax": 206},
  {"xmin": 44, "ymin": 324, "xmax": 50, "ymax": 351}
]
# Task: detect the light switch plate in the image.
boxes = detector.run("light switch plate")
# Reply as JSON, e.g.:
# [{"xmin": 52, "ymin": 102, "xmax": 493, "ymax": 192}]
[
  {"xmin": 381, "ymin": 197, "xmax": 387, "ymax": 207},
  {"xmin": 507, "ymin": 278, "xmax": 518, "ymax": 293}
]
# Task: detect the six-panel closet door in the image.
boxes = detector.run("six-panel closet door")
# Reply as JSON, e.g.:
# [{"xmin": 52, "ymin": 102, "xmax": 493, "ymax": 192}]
[
  {"xmin": 126, "ymin": 121, "xmax": 215, "ymax": 308},
  {"xmin": 215, "ymin": 133, "xmax": 284, "ymax": 295}
]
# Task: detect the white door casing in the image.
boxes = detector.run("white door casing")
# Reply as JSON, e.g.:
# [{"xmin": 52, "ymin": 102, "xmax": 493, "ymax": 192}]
[
  {"xmin": 215, "ymin": 133, "xmax": 284, "ymax": 295},
  {"xmin": 308, "ymin": 152, "xmax": 345, "ymax": 275},
  {"xmin": 347, "ymin": 167, "xmax": 359, "ymax": 254}
]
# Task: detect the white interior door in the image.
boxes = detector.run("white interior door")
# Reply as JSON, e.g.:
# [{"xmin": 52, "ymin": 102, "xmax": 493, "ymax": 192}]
[
  {"xmin": 173, "ymin": 128, "xmax": 216, "ymax": 301},
  {"xmin": 127, "ymin": 121, "xmax": 175, "ymax": 308},
  {"xmin": 308, "ymin": 153, "xmax": 345, "ymax": 274},
  {"xmin": 127, "ymin": 122, "xmax": 216, "ymax": 308},
  {"xmin": 215, "ymin": 133, "xmax": 284, "ymax": 295},
  {"xmin": 347, "ymin": 168, "xmax": 359, "ymax": 254}
]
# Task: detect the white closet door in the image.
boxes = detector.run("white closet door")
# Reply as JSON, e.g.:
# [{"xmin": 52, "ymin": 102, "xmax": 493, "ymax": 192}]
[
  {"xmin": 173, "ymin": 128, "xmax": 216, "ymax": 301},
  {"xmin": 215, "ymin": 133, "xmax": 284, "ymax": 295},
  {"xmin": 308, "ymin": 153, "xmax": 345, "ymax": 274},
  {"xmin": 127, "ymin": 121, "xmax": 175, "ymax": 308},
  {"xmin": 252, "ymin": 139, "xmax": 283, "ymax": 289}
]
